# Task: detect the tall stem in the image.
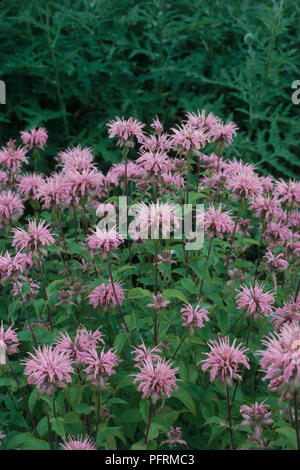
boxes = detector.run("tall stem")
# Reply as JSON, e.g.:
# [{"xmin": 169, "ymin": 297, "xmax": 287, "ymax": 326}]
[
  {"xmin": 144, "ymin": 402, "xmax": 154, "ymax": 445},
  {"xmin": 17, "ymin": 286, "xmax": 38, "ymax": 347},
  {"xmin": 95, "ymin": 390, "xmax": 101, "ymax": 439},
  {"xmin": 107, "ymin": 258, "xmax": 136, "ymax": 346},
  {"xmin": 199, "ymin": 237, "xmax": 213, "ymax": 299},
  {"xmin": 223, "ymin": 202, "xmax": 242, "ymax": 280},
  {"xmin": 38, "ymin": 258, "xmax": 53, "ymax": 332},
  {"xmin": 57, "ymin": 210, "xmax": 71, "ymax": 274},
  {"xmin": 73, "ymin": 206, "xmax": 78, "ymax": 243},
  {"xmin": 226, "ymin": 385, "xmax": 235, "ymax": 450},
  {"xmin": 172, "ymin": 330, "xmax": 188, "ymax": 360},
  {"xmin": 294, "ymin": 393, "xmax": 300, "ymax": 450},
  {"xmin": 52, "ymin": 395, "xmax": 58, "ymax": 450}
]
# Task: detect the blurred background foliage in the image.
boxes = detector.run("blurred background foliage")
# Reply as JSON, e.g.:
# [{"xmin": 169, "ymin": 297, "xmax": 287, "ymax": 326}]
[{"xmin": 0, "ymin": 0, "xmax": 299, "ymax": 176}]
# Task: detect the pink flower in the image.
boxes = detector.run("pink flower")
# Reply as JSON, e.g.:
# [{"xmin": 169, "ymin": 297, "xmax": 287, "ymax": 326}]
[
  {"xmin": 37, "ymin": 173, "xmax": 72, "ymax": 209},
  {"xmin": 202, "ymin": 204, "xmax": 234, "ymax": 239},
  {"xmin": 263, "ymin": 221, "xmax": 293, "ymax": 247},
  {"xmin": 132, "ymin": 201, "xmax": 180, "ymax": 240},
  {"xmin": 12, "ymin": 279, "xmax": 39, "ymax": 299},
  {"xmin": 212, "ymin": 121, "xmax": 238, "ymax": 146},
  {"xmin": 0, "ymin": 251, "xmax": 32, "ymax": 283},
  {"xmin": 0, "ymin": 322, "xmax": 19, "ymax": 356},
  {"xmin": 185, "ymin": 110, "xmax": 220, "ymax": 135},
  {"xmin": 12, "ymin": 219, "xmax": 55, "ymax": 254},
  {"xmin": 236, "ymin": 282, "xmax": 275, "ymax": 319},
  {"xmin": 88, "ymin": 281, "xmax": 125, "ymax": 310},
  {"xmin": 201, "ymin": 336, "xmax": 250, "ymax": 386},
  {"xmin": 240, "ymin": 401, "xmax": 273, "ymax": 441},
  {"xmin": 63, "ymin": 168, "xmax": 102, "ymax": 200},
  {"xmin": 0, "ymin": 190, "xmax": 23, "ymax": 222},
  {"xmin": 61, "ymin": 435, "xmax": 96, "ymax": 450},
  {"xmin": 131, "ymin": 342, "xmax": 162, "ymax": 364},
  {"xmin": 23, "ymin": 345, "xmax": 74, "ymax": 395},
  {"xmin": 107, "ymin": 116, "xmax": 145, "ymax": 148},
  {"xmin": 20, "ymin": 127, "xmax": 48, "ymax": 149},
  {"xmin": 0, "ymin": 140, "xmax": 28, "ymax": 171},
  {"xmin": 274, "ymin": 179, "xmax": 300, "ymax": 207},
  {"xmin": 263, "ymin": 249, "xmax": 289, "ymax": 272},
  {"xmin": 249, "ymin": 195, "xmax": 281, "ymax": 221},
  {"xmin": 136, "ymin": 149, "xmax": 170, "ymax": 176},
  {"xmin": 58, "ymin": 146, "xmax": 95, "ymax": 172},
  {"xmin": 141, "ymin": 133, "xmax": 172, "ymax": 153},
  {"xmin": 80, "ymin": 347, "xmax": 119, "ymax": 389},
  {"xmin": 150, "ymin": 116, "xmax": 164, "ymax": 134},
  {"xmin": 271, "ymin": 297, "xmax": 300, "ymax": 329},
  {"xmin": 181, "ymin": 302, "xmax": 209, "ymax": 334},
  {"xmin": 146, "ymin": 293, "xmax": 170, "ymax": 310},
  {"xmin": 161, "ymin": 427, "xmax": 187, "ymax": 447},
  {"xmin": 170, "ymin": 123, "xmax": 207, "ymax": 155},
  {"xmin": 227, "ymin": 168, "xmax": 262, "ymax": 200},
  {"xmin": 86, "ymin": 226, "xmax": 124, "ymax": 257},
  {"xmin": 0, "ymin": 170, "xmax": 8, "ymax": 188},
  {"xmin": 132, "ymin": 357, "xmax": 179, "ymax": 403},
  {"xmin": 17, "ymin": 173, "xmax": 44, "ymax": 200},
  {"xmin": 56, "ymin": 326, "xmax": 105, "ymax": 362},
  {"xmin": 257, "ymin": 322, "xmax": 300, "ymax": 396}
]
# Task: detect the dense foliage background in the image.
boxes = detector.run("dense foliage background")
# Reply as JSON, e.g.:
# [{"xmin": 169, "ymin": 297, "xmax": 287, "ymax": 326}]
[{"xmin": 0, "ymin": 0, "xmax": 299, "ymax": 176}]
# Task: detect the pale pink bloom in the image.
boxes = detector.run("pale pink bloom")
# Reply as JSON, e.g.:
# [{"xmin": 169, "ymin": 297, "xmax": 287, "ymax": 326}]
[
  {"xmin": 61, "ymin": 435, "xmax": 96, "ymax": 451},
  {"xmin": 0, "ymin": 322, "xmax": 19, "ymax": 355},
  {"xmin": 263, "ymin": 249, "xmax": 289, "ymax": 272},
  {"xmin": 107, "ymin": 116, "xmax": 145, "ymax": 148},
  {"xmin": 212, "ymin": 121, "xmax": 238, "ymax": 146},
  {"xmin": 288, "ymin": 210, "xmax": 300, "ymax": 230},
  {"xmin": 12, "ymin": 219, "xmax": 55, "ymax": 254},
  {"xmin": 224, "ymin": 158, "xmax": 256, "ymax": 175},
  {"xmin": 185, "ymin": 110, "xmax": 220, "ymax": 135},
  {"xmin": 161, "ymin": 427, "xmax": 187, "ymax": 447},
  {"xmin": 236, "ymin": 282, "xmax": 275, "ymax": 319},
  {"xmin": 200, "ymin": 170, "xmax": 228, "ymax": 193},
  {"xmin": 257, "ymin": 322, "xmax": 300, "ymax": 396},
  {"xmin": 17, "ymin": 173, "xmax": 44, "ymax": 200},
  {"xmin": 249, "ymin": 195, "xmax": 281, "ymax": 221},
  {"xmin": 56, "ymin": 326, "xmax": 105, "ymax": 363},
  {"xmin": 274, "ymin": 179, "xmax": 300, "ymax": 207},
  {"xmin": 132, "ymin": 201, "xmax": 180, "ymax": 240},
  {"xmin": 132, "ymin": 357, "xmax": 179, "ymax": 403},
  {"xmin": 23, "ymin": 345, "xmax": 74, "ymax": 395},
  {"xmin": 136, "ymin": 149, "xmax": 170, "ymax": 176},
  {"xmin": 86, "ymin": 225, "xmax": 124, "ymax": 257},
  {"xmin": 20, "ymin": 127, "xmax": 48, "ymax": 149},
  {"xmin": 58, "ymin": 145, "xmax": 94, "ymax": 172},
  {"xmin": 0, "ymin": 251, "xmax": 32, "ymax": 282},
  {"xmin": 0, "ymin": 139, "xmax": 28, "ymax": 171},
  {"xmin": 170, "ymin": 123, "xmax": 207, "ymax": 155},
  {"xmin": 159, "ymin": 172, "xmax": 184, "ymax": 195},
  {"xmin": 181, "ymin": 302, "xmax": 209, "ymax": 334},
  {"xmin": 37, "ymin": 173, "xmax": 72, "ymax": 208},
  {"xmin": 150, "ymin": 116, "xmax": 164, "ymax": 134},
  {"xmin": 0, "ymin": 190, "xmax": 23, "ymax": 222},
  {"xmin": 131, "ymin": 342, "xmax": 162, "ymax": 364},
  {"xmin": 271, "ymin": 297, "xmax": 300, "ymax": 329},
  {"xmin": 227, "ymin": 168, "xmax": 262, "ymax": 200},
  {"xmin": 240, "ymin": 401, "xmax": 273, "ymax": 441},
  {"xmin": 141, "ymin": 133, "xmax": 172, "ymax": 153},
  {"xmin": 146, "ymin": 293, "xmax": 170, "ymax": 310},
  {"xmin": 260, "ymin": 175, "xmax": 274, "ymax": 192},
  {"xmin": 12, "ymin": 279, "xmax": 39, "ymax": 299},
  {"xmin": 263, "ymin": 221, "xmax": 293, "ymax": 247},
  {"xmin": 169, "ymin": 158, "xmax": 187, "ymax": 174},
  {"xmin": 201, "ymin": 336, "xmax": 250, "ymax": 386},
  {"xmin": 106, "ymin": 160, "xmax": 146, "ymax": 187},
  {"xmin": 88, "ymin": 281, "xmax": 125, "ymax": 310},
  {"xmin": 80, "ymin": 347, "xmax": 119, "ymax": 389},
  {"xmin": 63, "ymin": 168, "xmax": 102, "ymax": 200},
  {"xmin": 198, "ymin": 153, "xmax": 225, "ymax": 171},
  {"xmin": 0, "ymin": 170, "xmax": 8, "ymax": 187},
  {"xmin": 202, "ymin": 204, "xmax": 234, "ymax": 239}
]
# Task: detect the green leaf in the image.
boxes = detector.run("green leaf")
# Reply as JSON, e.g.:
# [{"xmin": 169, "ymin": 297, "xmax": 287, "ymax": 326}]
[
  {"xmin": 172, "ymin": 387, "xmax": 196, "ymax": 416},
  {"xmin": 163, "ymin": 289, "xmax": 188, "ymax": 304},
  {"xmin": 19, "ymin": 439, "xmax": 50, "ymax": 450},
  {"xmin": 7, "ymin": 432, "xmax": 33, "ymax": 449}
]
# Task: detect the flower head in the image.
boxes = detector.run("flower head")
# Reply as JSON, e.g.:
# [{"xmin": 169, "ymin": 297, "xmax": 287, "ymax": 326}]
[
  {"xmin": 23, "ymin": 345, "xmax": 74, "ymax": 395},
  {"xmin": 56, "ymin": 326, "xmax": 105, "ymax": 363},
  {"xmin": 132, "ymin": 201, "xmax": 180, "ymax": 240},
  {"xmin": 161, "ymin": 427, "xmax": 187, "ymax": 447},
  {"xmin": 88, "ymin": 281, "xmax": 125, "ymax": 310},
  {"xmin": 86, "ymin": 226, "xmax": 123, "ymax": 258},
  {"xmin": 107, "ymin": 116, "xmax": 145, "ymax": 148},
  {"xmin": 79, "ymin": 347, "xmax": 119, "ymax": 389},
  {"xmin": 17, "ymin": 173, "xmax": 44, "ymax": 200},
  {"xmin": 271, "ymin": 297, "xmax": 300, "ymax": 329},
  {"xmin": 240, "ymin": 401, "xmax": 273, "ymax": 441},
  {"xmin": 132, "ymin": 357, "xmax": 179, "ymax": 403},
  {"xmin": 131, "ymin": 342, "xmax": 162, "ymax": 364},
  {"xmin": 61, "ymin": 435, "xmax": 96, "ymax": 450},
  {"xmin": 201, "ymin": 336, "xmax": 250, "ymax": 386},
  {"xmin": 236, "ymin": 282, "xmax": 275, "ymax": 319},
  {"xmin": 12, "ymin": 219, "xmax": 55, "ymax": 255},
  {"xmin": 181, "ymin": 302, "xmax": 209, "ymax": 334},
  {"xmin": 0, "ymin": 140, "xmax": 28, "ymax": 171},
  {"xmin": 20, "ymin": 127, "xmax": 48, "ymax": 149},
  {"xmin": 263, "ymin": 249, "xmax": 289, "ymax": 273},
  {"xmin": 0, "ymin": 323, "xmax": 19, "ymax": 357},
  {"xmin": 0, "ymin": 190, "xmax": 23, "ymax": 223},
  {"xmin": 203, "ymin": 204, "xmax": 234, "ymax": 239}
]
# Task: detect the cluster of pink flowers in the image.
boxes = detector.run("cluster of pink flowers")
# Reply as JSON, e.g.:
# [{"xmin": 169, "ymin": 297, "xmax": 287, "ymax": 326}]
[{"xmin": 20, "ymin": 127, "xmax": 48, "ymax": 149}]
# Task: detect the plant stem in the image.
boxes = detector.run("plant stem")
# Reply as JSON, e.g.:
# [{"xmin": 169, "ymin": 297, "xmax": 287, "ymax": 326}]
[
  {"xmin": 172, "ymin": 330, "xmax": 188, "ymax": 359},
  {"xmin": 38, "ymin": 258, "xmax": 53, "ymax": 332},
  {"xmin": 95, "ymin": 390, "xmax": 101, "ymax": 440},
  {"xmin": 73, "ymin": 206, "xmax": 78, "ymax": 243},
  {"xmin": 107, "ymin": 258, "xmax": 136, "ymax": 346},
  {"xmin": 199, "ymin": 237, "xmax": 213, "ymax": 299},
  {"xmin": 226, "ymin": 385, "xmax": 235, "ymax": 450},
  {"xmin": 52, "ymin": 395, "xmax": 58, "ymax": 450},
  {"xmin": 144, "ymin": 402, "xmax": 154, "ymax": 445},
  {"xmin": 223, "ymin": 203, "xmax": 242, "ymax": 280},
  {"xmin": 294, "ymin": 393, "xmax": 300, "ymax": 450}
]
